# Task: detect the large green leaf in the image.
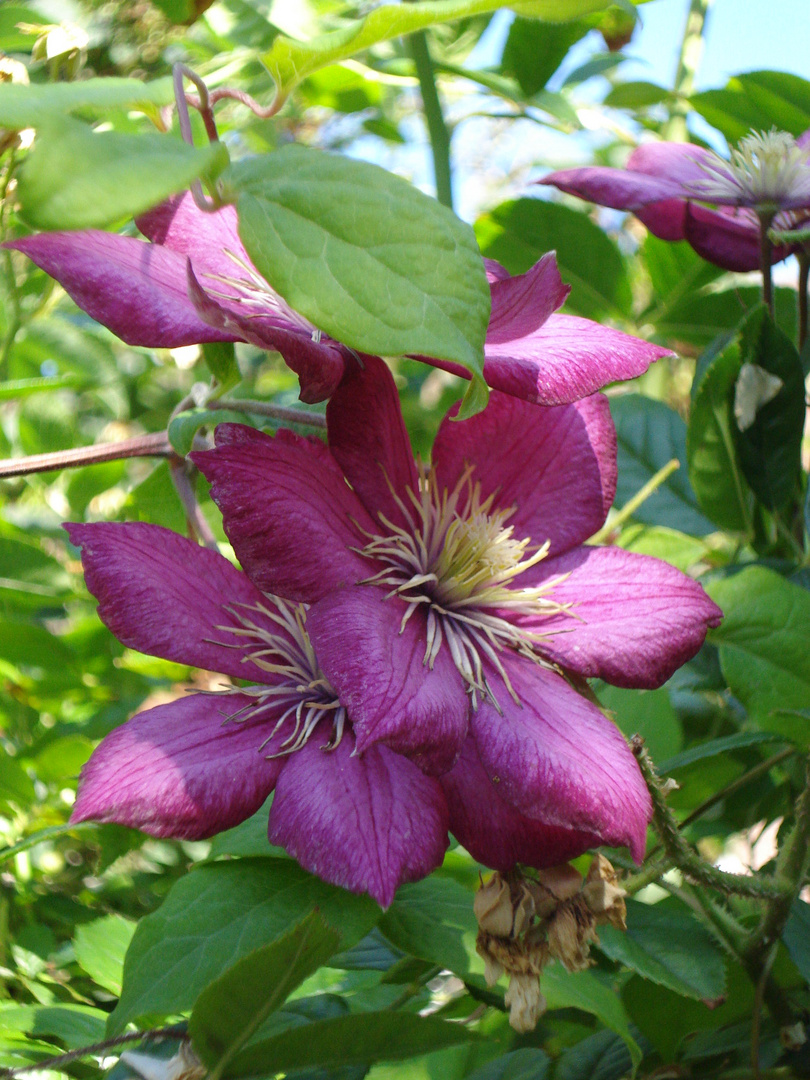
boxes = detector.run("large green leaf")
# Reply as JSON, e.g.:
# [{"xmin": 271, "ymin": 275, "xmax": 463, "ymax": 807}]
[
  {"xmin": 500, "ymin": 16, "xmax": 588, "ymax": 97},
  {"xmin": 782, "ymin": 902, "xmax": 810, "ymax": 985},
  {"xmin": 707, "ymin": 567, "xmax": 810, "ymax": 741},
  {"xmin": 221, "ymin": 1011, "xmax": 480, "ymax": 1077},
  {"xmin": 653, "ymin": 285, "xmax": 796, "ymax": 348},
  {"xmin": 225, "ymin": 146, "xmax": 490, "ymax": 418},
  {"xmin": 0, "ymin": 1005, "xmax": 107, "ymax": 1049},
  {"xmin": 109, "ymin": 858, "xmax": 380, "ymax": 1033},
  {"xmin": 261, "ymin": 0, "xmax": 623, "ymax": 108},
  {"xmin": 541, "ymin": 966, "xmax": 641, "ymax": 1068},
  {"xmin": 597, "ymin": 685, "xmax": 682, "ymax": 763},
  {"xmin": 379, "ymin": 875, "xmax": 484, "ymax": 981},
  {"xmin": 0, "ymin": 77, "xmax": 173, "ymax": 129},
  {"xmin": 691, "ymin": 71, "xmax": 810, "ymax": 143},
  {"xmin": 610, "ymin": 395, "xmax": 714, "ymax": 536},
  {"xmin": 189, "ymin": 912, "xmax": 341, "ymax": 1076},
  {"xmin": 73, "ymin": 915, "xmax": 136, "ymax": 996},
  {"xmin": 17, "ymin": 116, "xmax": 229, "ymax": 230},
  {"xmin": 687, "ymin": 338, "xmax": 752, "ymax": 532},
  {"xmin": 640, "ymin": 234, "xmax": 725, "ymax": 327},
  {"xmin": 555, "ymin": 1030, "xmax": 635, "ymax": 1080},
  {"xmin": 597, "ymin": 898, "xmax": 725, "ymax": 999},
  {"xmin": 466, "ymin": 1048, "xmax": 551, "ymax": 1080},
  {"xmin": 475, "ymin": 198, "xmax": 631, "ymax": 318},
  {"xmin": 732, "ymin": 307, "xmax": 805, "ymax": 512}
]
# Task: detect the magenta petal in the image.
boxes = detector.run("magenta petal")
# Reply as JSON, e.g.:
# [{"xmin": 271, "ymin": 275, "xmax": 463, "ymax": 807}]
[
  {"xmin": 441, "ymin": 738, "xmax": 602, "ymax": 871},
  {"xmin": 268, "ymin": 725, "xmax": 449, "ymax": 908},
  {"xmin": 483, "ymin": 313, "xmax": 671, "ymax": 406},
  {"xmin": 433, "ymin": 392, "xmax": 616, "ymax": 555},
  {"xmin": 633, "ymin": 198, "xmax": 688, "ymax": 242},
  {"xmin": 326, "ymin": 355, "xmax": 418, "ymax": 529},
  {"xmin": 186, "ymin": 263, "xmax": 346, "ymax": 404},
  {"xmin": 137, "ymin": 193, "xmax": 248, "ymax": 275},
  {"xmin": 519, "ymin": 545, "xmax": 723, "ymax": 689},
  {"xmin": 71, "ymin": 693, "xmax": 285, "ymax": 839},
  {"xmin": 65, "ymin": 521, "xmax": 290, "ymax": 683},
  {"xmin": 192, "ymin": 426, "xmax": 375, "ymax": 602},
  {"xmin": 471, "ymin": 657, "xmax": 651, "ymax": 862},
  {"xmin": 7, "ymin": 232, "xmax": 234, "ymax": 347},
  {"xmin": 486, "ymin": 253, "xmax": 569, "ymax": 345},
  {"xmin": 306, "ymin": 588, "xmax": 468, "ymax": 774},
  {"xmin": 539, "ymin": 165, "xmax": 684, "ymax": 210},
  {"xmin": 626, "ymin": 142, "xmax": 718, "ymax": 188}
]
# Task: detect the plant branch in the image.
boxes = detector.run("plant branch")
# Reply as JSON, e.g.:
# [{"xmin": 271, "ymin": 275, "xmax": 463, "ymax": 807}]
[
  {"xmin": 0, "ymin": 1026, "xmax": 188, "ymax": 1078},
  {"xmin": 0, "ymin": 432, "xmax": 175, "ymax": 479},
  {"xmin": 758, "ymin": 211, "xmax": 775, "ymax": 317},
  {"xmin": 798, "ymin": 251, "xmax": 809, "ymax": 351},
  {"xmin": 169, "ymin": 460, "xmax": 219, "ymax": 551},
  {"xmin": 664, "ymin": 0, "xmax": 712, "ymax": 141},
  {"xmin": 408, "ymin": 30, "xmax": 453, "ymax": 209},
  {"xmin": 207, "ymin": 399, "xmax": 327, "ymax": 428},
  {"xmin": 632, "ymin": 739, "xmax": 785, "ymax": 900}
]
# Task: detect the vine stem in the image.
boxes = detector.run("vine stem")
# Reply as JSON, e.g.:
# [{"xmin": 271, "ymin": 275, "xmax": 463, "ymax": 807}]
[
  {"xmin": 408, "ymin": 30, "xmax": 454, "ymax": 209},
  {"xmin": 0, "ymin": 432, "xmax": 175, "ymax": 479},
  {"xmin": 663, "ymin": 0, "xmax": 713, "ymax": 141},
  {"xmin": 758, "ymin": 211, "xmax": 775, "ymax": 317},
  {"xmin": 798, "ymin": 251, "xmax": 809, "ymax": 350},
  {"xmin": 207, "ymin": 399, "xmax": 327, "ymax": 428},
  {"xmin": 0, "ymin": 1026, "xmax": 188, "ymax": 1078}
]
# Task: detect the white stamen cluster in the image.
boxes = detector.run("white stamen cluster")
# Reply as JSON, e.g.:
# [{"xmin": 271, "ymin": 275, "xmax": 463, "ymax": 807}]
[
  {"xmin": 202, "ymin": 249, "xmax": 317, "ymax": 333},
  {"xmin": 358, "ymin": 462, "xmax": 570, "ymax": 705},
  {"xmin": 687, "ymin": 129, "xmax": 810, "ymax": 210},
  {"xmin": 210, "ymin": 597, "xmax": 346, "ymax": 756}
]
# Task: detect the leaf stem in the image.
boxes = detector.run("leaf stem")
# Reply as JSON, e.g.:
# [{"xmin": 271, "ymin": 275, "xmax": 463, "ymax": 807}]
[
  {"xmin": 798, "ymin": 251, "xmax": 809, "ymax": 351},
  {"xmin": 0, "ymin": 1026, "xmax": 188, "ymax": 1078},
  {"xmin": 207, "ymin": 399, "xmax": 327, "ymax": 428},
  {"xmin": 169, "ymin": 460, "xmax": 220, "ymax": 551},
  {"xmin": 408, "ymin": 30, "xmax": 454, "ymax": 209},
  {"xmin": 758, "ymin": 212, "xmax": 775, "ymax": 317},
  {"xmin": 664, "ymin": 0, "xmax": 712, "ymax": 141}
]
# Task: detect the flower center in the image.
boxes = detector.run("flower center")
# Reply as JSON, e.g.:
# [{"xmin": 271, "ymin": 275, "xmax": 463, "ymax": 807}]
[
  {"xmin": 357, "ymin": 462, "xmax": 570, "ymax": 705},
  {"xmin": 686, "ymin": 129, "xmax": 810, "ymax": 209},
  {"xmin": 210, "ymin": 597, "xmax": 346, "ymax": 756}
]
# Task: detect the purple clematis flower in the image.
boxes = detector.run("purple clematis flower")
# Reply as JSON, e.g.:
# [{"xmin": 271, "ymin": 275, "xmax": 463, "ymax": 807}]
[
  {"xmin": 66, "ymin": 521, "xmax": 451, "ymax": 908},
  {"xmin": 190, "ymin": 355, "xmax": 723, "ymax": 871},
  {"xmin": 541, "ymin": 130, "xmax": 810, "ymax": 271},
  {"xmin": 8, "ymin": 193, "xmax": 669, "ymax": 406}
]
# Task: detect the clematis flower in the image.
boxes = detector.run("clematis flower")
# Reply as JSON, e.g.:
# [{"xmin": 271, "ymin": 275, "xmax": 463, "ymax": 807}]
[
  {"xmin": 541, "ymin": 130, "xmax": 810, "ymax": 271},
  {"xmin": 66, "ymin": 520, "xmax": 451, "ymax": 908},
  {"xmin": 192, "ymin": 355, "xmax": 723, "ymax": 870},
  {"xmin": 8, "ymin": 192, "xmax": 669, "ymax": 406}
]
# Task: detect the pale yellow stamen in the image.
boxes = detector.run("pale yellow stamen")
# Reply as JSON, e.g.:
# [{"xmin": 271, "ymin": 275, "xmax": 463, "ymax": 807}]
[
  {"xmin": 204, "ymin": 596, "xmax": 346, "ymax": 756},
  {"xmin": 688, "ymin": 129, "xmax": 810, "ymax": 208},
  {"xmin": 357, "ymin": 460, "xmax": 571, "ymax": 706}
]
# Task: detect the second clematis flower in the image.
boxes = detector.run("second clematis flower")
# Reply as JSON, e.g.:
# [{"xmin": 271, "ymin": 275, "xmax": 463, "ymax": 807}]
[
  {"xmin": 542, "ymin": 129, "xmax": 810, "ymax": 271},
  {"xmin": 192, "ymin": 355, "xmax": 723, "ymax": 872},
  {"xmin": 9, "ymin": 192, "xmax": 669, "ymax": 406}
]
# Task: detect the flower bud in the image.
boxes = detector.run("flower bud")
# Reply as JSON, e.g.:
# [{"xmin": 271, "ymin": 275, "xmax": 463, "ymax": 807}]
[
  {"xmin": 473, "ymin": 873, "xmax": 514, "ymax": 937},
  {"xmin": 504, "ymin": 972, "xmax": 546, "ymax": 1033},
  {"xmin": 582, "ymin": 853, "xmax": 627, "ymax": 930}
]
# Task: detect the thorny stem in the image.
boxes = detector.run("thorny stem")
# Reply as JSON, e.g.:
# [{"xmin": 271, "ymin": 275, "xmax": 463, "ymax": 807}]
[
  {"xmin": 798, "ymin": 251, "xmax": 809, "ymax": 350},
  {"xmin": 0, "ymin": 1026, "xmax": 188, "ymax": 1078},
  {"xmin": 0, "ymin": 432, "xmax": 176, "ymax": 479},
  {"xmin": 632, "ymin": 739, "xmax": 785, "ymax": 900},
  {"xmin": 169, "ymin": 459, "xmax": 219, "ymax": 551},
  {"xmin": 207, "ymin": 398, "xmax": 327, "ymax": 428},
  {"xmin": 758, "ymin": 211, "xmax": 775, "ymax": 317},
  {"xmin": 751, "ymin": 942, "xmax": 778, "ymax": 1080},
  {"xmin": 408, "ymin": 31, "xmax": 454, "ymax": 209}
]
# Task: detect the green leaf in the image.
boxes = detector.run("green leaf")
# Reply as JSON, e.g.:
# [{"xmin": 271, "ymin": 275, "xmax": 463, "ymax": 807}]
[
  {"xmin": 379, "ymin": 876, "xmax": 484, "ymax": 982},
  {"xmin": 555, "ymin": 1030, "xmax": 635, "ymax": 1080},
  {"xmin": 168, "ymin": 408, "xmax": 253, "ymax": 457},
  {"xmin": 707, "ymin": 567, "xmax": 810, "ymax": 742},
  {"xmin": 597, "ymin": 685, "xmax": 682, "ymax": 763},
  {"xmin": 190, "ymin": 911, "xmax": 341, "ymax": 1076},
  {"xmin": 225, "ymin": 146, "xmax": 489, "ymax": 419},
  {"xmin": 615, "ymin": 524, "xmax": 710, "ymax": 574},
  {"xmin": 0, "ymin": 375, "xmax": 84, "ymax": 401},
  {"xmin": 597, "ymin": 898, "xmax": 725, "ymax": 999},
  {"xmin": 782, "ymin": 901, "xmax": 810, "ymax": 985},
  {"xmin": 0, "ymin": 6, "xmax": 47, "ymax": 53},
  {"xmin": 475, "ymin": 198, "xmax": 631, "ymax": 319},
  {"xmin": 0, "ymin": 77, "xmax": 174, "ymax": 129},
  {"xmin": 0, "ymin": 755, "xmax": 35, "ymax": 808},
  {"xmin": 465, "ymin": 1048, "xmax": 551, "ymax": 1080},
  {"xmin": 18, "ymin": 116, "xmax": 229, "ymax": 231},
  {"xmin": 202, "ymin": 342, "xmax": 240, "ymax": 389},
  {"xmin": 691, "ymin": 71, "xmax": 810, "ymax": 143},
  {"xmin": 652, "ymin": 284, "xmax": 797, "ymax": 349},
  {"xmin": 541, "ymin": 966, "xmax": 641, "ymax": 1068},
  {"xmin": 732, "ymin": 307, "xmax": 805, "ymax": 512},
  {"xmin": 658, "ymin": 730, "xmax": 785, "ymax": 773},
  {"xmin": 0, "ymin": 536, "xmax": 73, "ymax": 608},
  {"xmin": 223, "ymin": 1011, "xmax": 480, "ymax": 1077},
  {"xmin": 603, "ymin": 81, "xmax": 670, "ymax": 108},
  {"xmin": 110, "ymin": 858, "xmax": 380, "ymax": 1033},
  {"xmin": 261, "ymin": 0, "xmax": 620, "ymax": 108},
  {"xmin": 687, "ymin": 338, "xmax": 752, "ymax": 532},
  {"xmin": 74, "ymin": 914, "xmax": 136, "ymax": 995},
  {"xmin": 641, "ymin": 234, "xmax": 725, "ymax": 324},
  {"xmin": 610, "ymin": 395, "xmax": 714, "ymax": 536},
  {"xmin": 501, "ymin": 17, "xmax": 588, "ymax": 97},
  {"xmin": 0, "ymin": 1004, "xmax": 107, "ymax": 1049}
]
